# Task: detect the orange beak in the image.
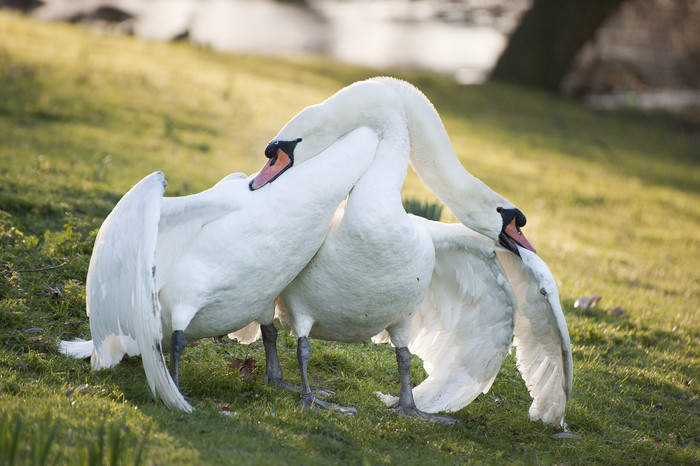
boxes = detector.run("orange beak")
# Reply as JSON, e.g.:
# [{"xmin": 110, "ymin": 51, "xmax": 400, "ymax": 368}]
[
  {"xmin": 504, "ymin": 218, "xmax": 536, "ymax": 254},
  {"xmin": 249, "ymin": 148, "xmax": 293, "ymax": 191}
]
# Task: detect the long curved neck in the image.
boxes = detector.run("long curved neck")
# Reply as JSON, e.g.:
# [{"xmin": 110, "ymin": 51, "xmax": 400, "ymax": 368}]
[
  {"xmin": 375, "ymin": 78, "xmax": 510, "ymax": 233},
  {"xmin": 345, "ymin": 123, "xmax": 409, "ymax": 219}
]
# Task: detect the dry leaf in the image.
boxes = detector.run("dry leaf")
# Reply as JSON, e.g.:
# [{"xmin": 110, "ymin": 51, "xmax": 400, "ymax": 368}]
[
  {"xmin": 66, "ymin": 383, "xmax": 89, "ymax": 397},
  {"xmin": 574, "ymin": 294, "xmax": 601, "ymax": 310},
  {"xmin": 216, "ymin": 402, "xmax": 230, "ymax": 412},
  {"xmin": 229, "ymin": 357, "xmax": 258, "ymax": 379},
  {"xmin": 609, "ymin": 306, "xmax": 626, "ymax": 317}
]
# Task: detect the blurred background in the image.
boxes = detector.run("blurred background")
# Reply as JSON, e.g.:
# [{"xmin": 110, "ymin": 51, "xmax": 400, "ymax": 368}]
[{"xmin": 4, "ymin": 0, "xmax": 700, "ymax": 115}]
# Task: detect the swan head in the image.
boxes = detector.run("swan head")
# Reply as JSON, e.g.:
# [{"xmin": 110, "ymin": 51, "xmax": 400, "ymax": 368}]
[
  {"xmin": 249, "ymin": 80, "xmax": 405, "ymax": 191},
  {"xmin": 497, "ymin": 207, "xmax": 536, "ymax": 256},
  {"xmin": 249, "ymin": 138, "xmax": 302, "ymax": 190}
]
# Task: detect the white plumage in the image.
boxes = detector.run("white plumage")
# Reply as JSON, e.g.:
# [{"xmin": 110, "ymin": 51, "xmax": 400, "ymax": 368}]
[
  {"xmin": 265, "ymin": 77, "xmax": 571, "ymax": 426},
  {"xmin": 60, "ymin": 128, "xmax": 379, "ymax": 412},
  {"xmin": 61, "ymin": 76, "xmax": 572, "ymax": 427}
]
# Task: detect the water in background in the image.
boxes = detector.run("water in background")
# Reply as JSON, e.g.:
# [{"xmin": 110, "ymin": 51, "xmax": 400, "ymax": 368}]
[{"xmin": 34, "ymin": 0, "xmax": 530, "ymax": 84}]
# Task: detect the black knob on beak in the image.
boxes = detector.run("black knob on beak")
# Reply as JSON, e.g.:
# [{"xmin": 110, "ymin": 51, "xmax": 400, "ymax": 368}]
[
  {"xmin": 265, "ymin": 138, "xmax": 302, "ymax": 159},
  {"xmin": 497, "ymin": 207, "xmax": 526, "ymax": 229}
]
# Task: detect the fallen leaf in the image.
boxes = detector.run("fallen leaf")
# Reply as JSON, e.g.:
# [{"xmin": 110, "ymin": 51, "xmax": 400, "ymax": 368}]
[
  {"xmin": 66, "ymin": 383, "xmax": 89, "ymax": 397},
  {"xmin": 239, "ymin": 367, "xmax": 254, "ymax": 379},
  {"xmin": 187, "ymin": 341, "xmax": 201, "ymax": 348},
  {"xmin": 609, "ymin": 306, "xmax": 626, "ymax": 317},
  {"xmin": 574, "ymin": 294, "xmax": 601, "ymax": 310},
  {"xmin": 551, "ymin": 432, "xmax": 582, "ymax": 439},
  {"xmin": 229, "ymin": 357, "xmax": 258, "ymax": 379},
  {"xmin": 215, "ymin": 402, "xmax": 230, "ymax": 412}
]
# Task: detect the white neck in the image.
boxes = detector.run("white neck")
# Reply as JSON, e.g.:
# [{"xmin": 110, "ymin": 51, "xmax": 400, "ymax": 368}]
[{"xmin": 375, "ymin": 77, "xmax": 512, "ymax": 238}]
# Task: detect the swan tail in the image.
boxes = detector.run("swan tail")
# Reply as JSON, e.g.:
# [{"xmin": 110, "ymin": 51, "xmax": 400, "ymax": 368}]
[{"xmin": 59, "ymin": 338, "xmax": 94, "ymax": 359}]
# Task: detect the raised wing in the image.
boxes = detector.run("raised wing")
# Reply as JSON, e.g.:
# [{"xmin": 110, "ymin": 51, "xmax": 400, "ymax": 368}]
[
  {"xmin": 155, "ymin": 173, "xmax": 248, "ymax": 289},
  {"xmin": 403, "ymin": 217, "xmax": 517, "ymax": 413},
  {"xmin": 85, "ymin": 171, "xmax": 191, "ymax": 411},
  {"xmin": 497, "ymin": 248, "xmax": 572, "ymax": 428}
]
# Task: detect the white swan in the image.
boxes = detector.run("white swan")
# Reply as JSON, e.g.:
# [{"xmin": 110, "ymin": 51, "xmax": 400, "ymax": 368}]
[
  {"xmin": 60, "ymin": 127, "xmax": 378, "ymax": 412},
  {"xmin": 265, "ymin": 77, "xmax": 571, "ymax": 427}
]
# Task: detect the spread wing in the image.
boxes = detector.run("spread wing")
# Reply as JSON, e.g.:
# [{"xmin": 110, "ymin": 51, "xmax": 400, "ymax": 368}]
[
  {"xmin": 62, "ymin": 172, "xmax": 251, "ymax": 412},
  {"xmin": 375, "ymin": 217, "xmax": 572, "ymax": 427},
  {"xmin": 74, "ymin": 172, "xmax": 192, "ymax": 411},
  {"xmin": 497, "ymin": 248, "xmax": 573, "ymax": 428},
  {"xmin": 403, "ymin": 217, "xmax": 516, "ymax": 413}
]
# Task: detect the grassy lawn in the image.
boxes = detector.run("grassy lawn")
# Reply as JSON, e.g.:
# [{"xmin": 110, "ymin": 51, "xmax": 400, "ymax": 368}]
[{"xmin": 1, "ymin": 11, "xmax": 698, "ymax": 464}]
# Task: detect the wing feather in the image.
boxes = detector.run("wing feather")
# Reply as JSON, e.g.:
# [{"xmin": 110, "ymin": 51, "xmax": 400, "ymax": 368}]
[
  {"xmin": 497, "ymin": 248, "xmax": 572, "ymax": 428},
  {"xmin": 404, "ymin": 217, "xmax": 516, "ymax": 413},
  {"xmin": 85, "ymin": 172, "xmax": 191, "ymax": 411}
]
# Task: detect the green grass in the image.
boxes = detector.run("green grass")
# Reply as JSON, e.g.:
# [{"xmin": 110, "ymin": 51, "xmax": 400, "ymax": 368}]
[{"xmin": 1, "ymin": 11, "xmax": 698, "ymax": 464}]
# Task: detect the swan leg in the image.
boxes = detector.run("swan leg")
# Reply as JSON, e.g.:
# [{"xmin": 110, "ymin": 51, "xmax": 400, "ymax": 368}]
[
  {"xmin": 297, "ymin": 336, "xmax": 356, "ymax": 415},
  {"xmin": 169, "ymin": 330, "xmax": 187, "ymax": 388},
  {"xmin": 261, "ymin": 324, "xmax": 334, "ymax": 396},
  {"xmin": 392, "ymin": 347, "xmax": 460, "ymax": 425},
  {"xmin": 261, "ymin": 323, "xmax": 291, "ymax": 389}
]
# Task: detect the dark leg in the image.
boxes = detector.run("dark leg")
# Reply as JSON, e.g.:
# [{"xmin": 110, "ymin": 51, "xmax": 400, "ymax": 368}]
[
  {"xmin": 261, "ymin": 323, "xmax": 290, "ymax": 389},
  {"xmin": 169, "ymin": 330, "xmax": 187, "ymax": 388},
  {"xmin": 261, "ymin": 324, "xmax": 334, "ymax": 396},
  {"xmin": 297, "ymin": 336, "xmax": 356, "ymax": 415},
  {"xmin": 395, "ymin": 346, "xmax": 415, "ymax": 408},
  {"xmin": 392, "ymin": 347, "xmax": 460, "ymax": 425}
]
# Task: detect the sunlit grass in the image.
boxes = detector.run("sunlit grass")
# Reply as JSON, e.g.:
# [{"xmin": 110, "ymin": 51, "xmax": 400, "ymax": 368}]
[{"xmin": 1, "ymin": 11, "xmax": 698, "ymax": 464}]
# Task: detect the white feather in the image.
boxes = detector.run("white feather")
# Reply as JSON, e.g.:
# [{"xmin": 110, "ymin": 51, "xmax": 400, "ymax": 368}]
[
  {"xmin": 497, "ymin": 248, "xmax": 573, "ymax": 428},
  {"xmin": 403, "ymin": 217, "xmax": 516, "ymax": 414},
  {"xmin": 60, "ymin": 128, "xmax": 379, "ymax": 412},
  {"xmin": 269, "ymin": 77, "xmax": 571, "ymax": 425}
]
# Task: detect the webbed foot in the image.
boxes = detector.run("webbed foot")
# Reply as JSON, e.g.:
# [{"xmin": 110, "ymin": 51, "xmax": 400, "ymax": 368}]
[
  {"xmin": 266, "ymin": 377, "xmax": 334, "ymax": 398},
  {"xmin": 390, "ymin": 403, "xmax": 461, "ymax": 425},
  {"xmin": 301, "ymin": 393, "xmax": 357, "ymax": 416}
]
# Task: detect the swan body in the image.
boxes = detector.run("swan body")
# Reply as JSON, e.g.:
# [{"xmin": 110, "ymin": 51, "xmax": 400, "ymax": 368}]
[
  {"xmin": 375, "ymin": 216, "xmax": 572, "ymax": 427},
  {"xmin": 262, "ymin": 77, "xmax": 571, "ymax": 426},
  {"xmin": 60, "ymin": 127, "xmax": 378, "ymax": 412},
  {"xmin": 277, "ymin": 90, "xmax": 433, "ymax": 349}
]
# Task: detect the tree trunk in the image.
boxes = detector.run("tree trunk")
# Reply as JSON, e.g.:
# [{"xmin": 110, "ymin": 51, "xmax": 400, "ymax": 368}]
[{"xmin": 490, "ymin": 0, "xmax": 628, "ymax": 91}]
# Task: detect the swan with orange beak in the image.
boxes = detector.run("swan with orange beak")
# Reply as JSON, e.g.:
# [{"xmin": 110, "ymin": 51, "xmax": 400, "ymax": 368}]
[{"xmin": 250, "ymin": 77, "xmax": 572, "ymax": 427}]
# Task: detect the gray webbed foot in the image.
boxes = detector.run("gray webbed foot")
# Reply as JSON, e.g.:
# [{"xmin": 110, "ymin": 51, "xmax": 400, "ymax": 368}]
[
  {"xmin": 297, "ymin": 336, "xmax": 355, "ymax": 415},
  {"xmin": 390, "ymin": 346, "xmax": 462, "ymax": 425},
  {"xmin": 301, "ymin": 393, "xmax": 357, "ymax": 416},
  {"xmin": 390, "ymin": 403, "xmax": 461, "ymax": 425}
]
